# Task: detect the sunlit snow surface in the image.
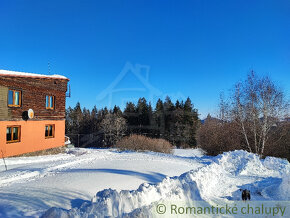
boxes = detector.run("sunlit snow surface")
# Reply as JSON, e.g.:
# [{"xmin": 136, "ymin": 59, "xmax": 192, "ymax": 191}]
[
  {"xmin": 0, "ymin": 69, "xmax": 68, "ymax": 79},
  {"xmin": 0, "ymin": 148, "xmax": 289, "ymax": 217}
]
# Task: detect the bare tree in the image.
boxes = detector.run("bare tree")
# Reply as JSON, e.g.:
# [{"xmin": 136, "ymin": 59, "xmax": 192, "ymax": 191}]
[
  {"xmin": 230, "ymin": 71, "xmax": 289, "ymax": 156},
  {"xmin": 218, "ymin": 92, "xmax": 230, "ymax": 122},
  {"xmin": 101, "ymin": 113, "xmax": 127, "ymax": 146}
]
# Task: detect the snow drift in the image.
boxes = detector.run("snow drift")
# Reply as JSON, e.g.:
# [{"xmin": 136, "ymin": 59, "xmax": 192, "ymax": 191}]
[
  {"xmin": 43, "ymin": 175, "xmax": 202, "ymax": 217},
  {"xmin": 42, "ymin": 150, "xmax": 290, "ymax": 217},
  {"xmin": 279, "ymin": 174, "xmax": 290, "ymax": 200}
]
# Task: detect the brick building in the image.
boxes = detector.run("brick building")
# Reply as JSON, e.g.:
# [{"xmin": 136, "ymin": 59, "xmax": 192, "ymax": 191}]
[{"xmin": 0, "ymin": 70, "xmax": 69, "ymax": 157}]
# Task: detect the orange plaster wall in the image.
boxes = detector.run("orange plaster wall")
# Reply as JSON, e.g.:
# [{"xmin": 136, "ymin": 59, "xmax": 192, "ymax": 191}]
[{"xmin": 0, "ymin": 120, "xmax": 65, "ymax": 157}]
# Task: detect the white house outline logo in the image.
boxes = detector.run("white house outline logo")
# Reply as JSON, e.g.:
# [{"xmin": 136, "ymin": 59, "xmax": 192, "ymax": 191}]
[
  {"xmin": 97, "ymin": 62, "xmax": 186, "ymax": 107},
  {"xmin": 97, "ymin": 62, "xmax": 162, "ymax": 106}
]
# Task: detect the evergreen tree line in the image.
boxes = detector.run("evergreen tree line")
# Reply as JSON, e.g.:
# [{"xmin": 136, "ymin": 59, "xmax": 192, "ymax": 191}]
[{"xmin": 65, "ymin": 97, "xmax": 200, "ymax": 148}]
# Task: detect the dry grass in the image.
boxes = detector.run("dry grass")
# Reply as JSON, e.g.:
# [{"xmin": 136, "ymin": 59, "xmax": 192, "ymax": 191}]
[
  {"xmin": 115, "ymin": 134, "xmax": 173, "ymax": 154},
  {"xmin": 13, "ymin": 146, "xmax": 66, "ymax": 157}
]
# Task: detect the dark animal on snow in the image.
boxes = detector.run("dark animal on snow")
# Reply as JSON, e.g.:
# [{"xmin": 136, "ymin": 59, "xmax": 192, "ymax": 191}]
[{"xmin": 241, "ymin": 189, "xmax": 251, "ymax": 201}]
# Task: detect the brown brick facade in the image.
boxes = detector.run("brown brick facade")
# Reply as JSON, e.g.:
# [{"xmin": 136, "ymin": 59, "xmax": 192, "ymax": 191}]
[{"xmin": 0, "ymin": 75, "xmax": 68, "ymax": 121}]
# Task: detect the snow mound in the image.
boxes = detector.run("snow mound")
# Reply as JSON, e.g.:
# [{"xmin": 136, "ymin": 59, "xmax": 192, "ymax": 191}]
[
  {"xmin": 42, "ymin": 150, "xmax": 290, "ymax": 217},
  {"xmin": 43, "ymin": 174, "xmax": 201, "ymax": 217},
  {"xmin": 279, "ymin": 174, "xmax": 290, "ymax": 200},
  {"xmin": 216, "ymin": 150, "xmax": 289, "ymax": 177},
  {"xmin": 184, "ymin": 150, "xmax": 289, "ymax": 201},
  {"xmin": 263, "ymin": 156, "xmax": 290, "ymax": 175}
]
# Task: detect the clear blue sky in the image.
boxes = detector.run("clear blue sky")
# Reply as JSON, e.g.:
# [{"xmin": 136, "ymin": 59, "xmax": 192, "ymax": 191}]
[{"xmin": 0, "ymin": 0, "xmax": 289, "ymax": 118}]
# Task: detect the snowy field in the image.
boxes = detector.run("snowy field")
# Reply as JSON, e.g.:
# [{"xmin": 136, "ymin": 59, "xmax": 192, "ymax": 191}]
[{"xmin": 0, "ymin": 148, "xmax": 289, "ymax": 217}]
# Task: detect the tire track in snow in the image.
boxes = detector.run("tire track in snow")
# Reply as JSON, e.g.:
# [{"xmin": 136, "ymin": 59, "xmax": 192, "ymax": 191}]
[{"xmin": 0, "ymin": 154, "xmax": 96, "ymax": 187}]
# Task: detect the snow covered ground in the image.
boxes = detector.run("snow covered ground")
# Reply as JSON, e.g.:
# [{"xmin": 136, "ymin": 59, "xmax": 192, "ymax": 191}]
[
  {"xmin": 0, "ymin": 148, "xmax": 289, "ymax": 217},
  {"xmin": 0, "ymin": 148, "xmax": 205, "ymax": 217}
]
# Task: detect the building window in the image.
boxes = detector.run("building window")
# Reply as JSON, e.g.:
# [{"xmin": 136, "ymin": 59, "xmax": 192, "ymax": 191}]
[
  {"xmin": 46, "ymin": 96, "xmax": 54, "ymax": 109},
  {"xmin": 45, "ymin": 125, "xmax": 55, "ymax": 138},
  {"xmin": 8, "ymin": 90, "xmax": 21, "ymax": 107},
  {"xmin": 7, "ymin": 126, "xmax": 21, "ymax": 143}
]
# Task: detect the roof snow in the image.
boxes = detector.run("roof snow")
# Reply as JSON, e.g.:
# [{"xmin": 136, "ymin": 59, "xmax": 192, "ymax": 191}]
[{"xmin": 0, "ymin": 69, "xmax": 68, "ymax": 80}]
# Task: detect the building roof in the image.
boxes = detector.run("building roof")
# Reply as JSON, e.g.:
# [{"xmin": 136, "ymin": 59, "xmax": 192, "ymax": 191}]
[{"xmin": 0, "ymin": 69, "xmax": 69, "ymax": 80}]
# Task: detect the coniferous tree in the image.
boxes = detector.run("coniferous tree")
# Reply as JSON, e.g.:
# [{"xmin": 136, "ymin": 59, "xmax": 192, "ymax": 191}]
[
  {"xmin": 81, "ymin": 108, "xmax": 92, "ymax": 133},
  {"xmin": 124, "ymin": 102, "xmax": 137, "ymax": 133},
  {"xmin": 113, "ymin": 105, "xmax": 123, "ymax": 117},
  {"xmin": 136, "ymin": 97, "xmax": 150, "ymax": 134},
  {"xmin": 163, "ymin": 96, "xmax": 175, "ymax": 141},
  {"xmin": 154, "ymin": 99, "xmax": 165, "ymax": 137},
  {"xmin": 91, "ymin": 106, "xmax": 98, "ymax": 132},
  {"xmin": 65, "ymin": 106, "xmax": 74, "ymax": 134},
  {"xmin": 172, "ymin": 101, "xmax": 185, "ymax": 146},
  {"xmin": 147, "ymin": 102, "xmax": 154, "ymax": 136},
  {"xmin": 66, "ymin": 102, "xmax": 83, "ymax": 146},
  {"xmin": 183, "ymin": 97, "xmax": 199, "ymax": 147}
]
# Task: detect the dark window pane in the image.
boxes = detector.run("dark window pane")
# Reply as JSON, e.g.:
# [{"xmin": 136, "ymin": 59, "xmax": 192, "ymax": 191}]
[
  {"xmin": 45, "ymin": 126, "xmax": 48, "ymax": 137},
  {"xmin": 6, "ymin": 127, "xmax": 12, "ymax": 141},
  {"xmin": 13, "ymin": 127, "xmax": 19, "ymax": 140},
  {"xmin": 8, "ymin": 90, "xmax": 13, "ymax": 105},
  {"xmin": 49, "ymin": 126, "xmax": 53, "ymax": 136}
]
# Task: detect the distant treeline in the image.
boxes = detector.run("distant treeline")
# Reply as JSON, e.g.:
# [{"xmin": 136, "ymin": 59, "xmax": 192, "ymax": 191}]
[
  {"xmin": 65, "ymin": 96, "xmax": 200, "ymax": 148},
  {"xmin": 66, "ymin": 71, "xmax": 289, "ymax": 160}
]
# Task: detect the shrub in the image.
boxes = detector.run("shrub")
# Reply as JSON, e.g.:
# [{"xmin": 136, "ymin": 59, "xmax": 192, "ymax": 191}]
[
  {"xmin": 197, "ymin": 116, "xmax": 290, "ymax": 160},
  {"xmin": 263, "ymin": 122, "xmax": 290, "ymax": 161},
  {"xmin": 197, "ymin": 118, "xmax": 241, "ymax": 156},
  {"xmin": 115, "ymin": 134, "xmax": 173, "ymax": 154}
]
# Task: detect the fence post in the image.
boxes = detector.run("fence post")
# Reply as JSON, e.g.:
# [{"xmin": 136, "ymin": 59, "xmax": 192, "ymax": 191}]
[{"xmin": 1, "ymin": 150, "xmax": 7, "ymax": 171}]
